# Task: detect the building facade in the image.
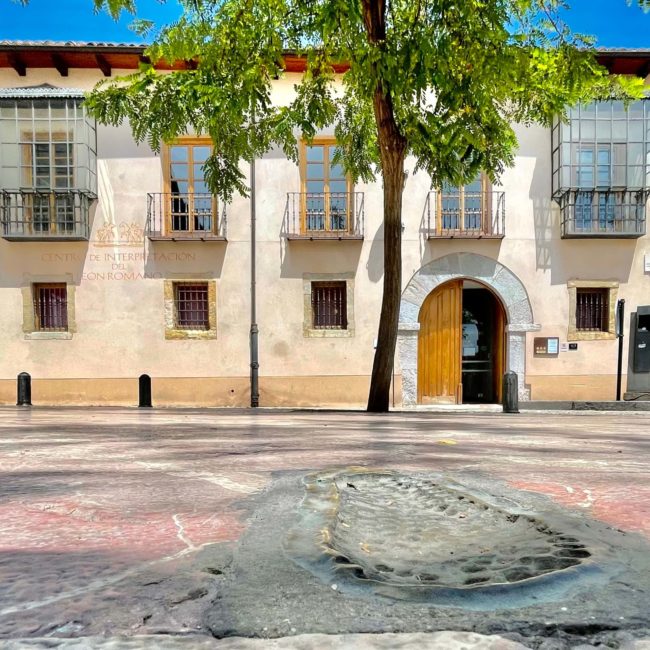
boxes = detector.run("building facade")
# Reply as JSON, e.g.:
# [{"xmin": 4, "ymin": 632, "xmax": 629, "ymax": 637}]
[{"xmin": 0, "ymin": 42, "xmax": 649, "ymax": 407}]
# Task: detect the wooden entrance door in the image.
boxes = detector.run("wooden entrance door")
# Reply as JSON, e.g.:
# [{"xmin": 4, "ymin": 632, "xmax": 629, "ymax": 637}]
[{"xmin": 418, "ymin": 280, "xmax": 463, "ymax": 404}]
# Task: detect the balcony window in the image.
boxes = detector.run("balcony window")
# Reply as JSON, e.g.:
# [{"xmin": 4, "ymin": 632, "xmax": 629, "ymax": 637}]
[
  {"xmin": 147, "ymin": 137, "xmax": 225, "ymax": 240},
  {"xmin": 552, "ymin": 100, "xmax": 649, "ymax": 238},
  {"xmin": 0, "ymin": 94, "xmax": 96, "ymax": 240},
  {"xmin": 426, "ymin": 175, "xmax": 505, "ymax": 239},
  {"xmin": 284, "ymin": 138, "xmax": 364, "ymax": 240}
]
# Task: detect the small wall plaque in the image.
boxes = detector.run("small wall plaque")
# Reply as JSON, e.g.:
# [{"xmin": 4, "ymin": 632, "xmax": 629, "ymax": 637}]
[{"xmin": 534, "ymin": 337, "xmax": 560, "ymax": 357}]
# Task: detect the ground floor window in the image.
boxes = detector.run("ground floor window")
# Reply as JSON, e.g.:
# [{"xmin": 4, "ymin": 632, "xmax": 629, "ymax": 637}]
[
  {"xmin": 21, "ymin": 277, "xmax": 75, "ymax": 339},
  {"xmin": 174, "ymin": 282, "xmax": 210, "ymax": 330},
  {"xmin": 311, "ymin": 281, "xmax": 347, "ymax": 330},
  {"xmin": 303, "ymin": 274, "xmax": 354, "ymax": 337},
  {"xmin": 568, "ymin": 280, "xmax": 618, "ymax": 341},
  {"xmin": 33, "ymin": 283, "xmax": 68, "ymax": 331},
  {"xmin": 576, "ymin": 288, "xmax": 609, "ymax": 332},
  {"xmin": 164, "ymin": 279, "xmax": 217, "ymax": 340}
]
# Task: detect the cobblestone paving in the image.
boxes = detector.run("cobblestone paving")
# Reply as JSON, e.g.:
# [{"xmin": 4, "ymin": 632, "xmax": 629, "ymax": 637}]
[{"xmin": 0, "ymin": 407, "xmax": 649, "ymax": 643}]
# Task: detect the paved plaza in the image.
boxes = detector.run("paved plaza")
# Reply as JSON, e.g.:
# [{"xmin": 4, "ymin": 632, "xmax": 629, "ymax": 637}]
[{"xmin": 1, "ymin": 407, "xmax": 650, "ymax": 648}]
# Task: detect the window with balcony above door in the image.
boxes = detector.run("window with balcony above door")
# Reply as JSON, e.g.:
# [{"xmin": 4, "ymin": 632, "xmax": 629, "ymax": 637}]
[
  {"xmin": 300, "ymin": 138, "xmax": 352, "ymax": 234},
  {"xmin": 162, "ymin": 138, "xmax": 216, "ymax": 236},
  {"xmin": 430, "ymin": 174, "xmax": 505, "ymax": 238},
  {"xmin": 439, "ymin": 176, "xmax": 485, "ymax": 232}
]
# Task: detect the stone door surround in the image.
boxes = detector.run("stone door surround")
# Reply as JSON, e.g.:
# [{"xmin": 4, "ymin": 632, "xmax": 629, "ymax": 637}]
[{"xmin": 398, "ymin": 253, "xmax": 539, "ymax": 405}]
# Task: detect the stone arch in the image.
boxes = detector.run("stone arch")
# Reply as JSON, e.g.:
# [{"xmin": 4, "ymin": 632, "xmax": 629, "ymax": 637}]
[{"xmin": 397, "ymin": 253, "xmax": 539, "ymax": 405}]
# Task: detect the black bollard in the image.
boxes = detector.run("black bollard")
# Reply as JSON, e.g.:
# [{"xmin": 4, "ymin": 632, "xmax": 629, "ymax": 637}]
[
  {"xmin": 502, "ymin": 371, "xmax": 519, "ymax": 414},
  {"xmin": 17, "ymin": 372, "xmax": 32, "ymax": 407},
  {"xmin": 139, "ymin": 374, "xmax": 152, "ymax": 408}
]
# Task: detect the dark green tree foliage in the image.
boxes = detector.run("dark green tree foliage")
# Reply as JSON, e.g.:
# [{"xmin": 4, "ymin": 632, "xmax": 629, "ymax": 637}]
[{"xmin": 29, "ymin": 0, "xmax": 648, "ymax": 410}]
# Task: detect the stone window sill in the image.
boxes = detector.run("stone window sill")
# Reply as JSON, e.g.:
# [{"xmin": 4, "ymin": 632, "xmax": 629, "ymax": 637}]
[
  {"xmin": 165, "ymin": 328, "xmax": 217, "ymax": 340},
  {"xmin": 24, "ymin": 331, "xmax": 73, "ymax": 340},
  {"xmin": 304, "ymin": 328, "xmax": 354, "ymax": 338},
  {"xmin": 567, "ymin": 330, "xmax": 616, "ymax": 342}
]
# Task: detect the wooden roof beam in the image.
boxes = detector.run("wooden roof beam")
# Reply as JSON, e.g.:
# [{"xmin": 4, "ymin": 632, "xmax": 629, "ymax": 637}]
[
  {"xmin": 638, "ymin": 60, "xmax": 650, "ymax": 78},
  {"xmin": 95, "ymin": 53, "xmax": 112, "ymax": 77},
  {"xmin": 7, "ymin": 52, "xmax": 26, "ymax": 76},
  {"xmin": 51, "ymin": 53, "xmax": 69, "ymax": 77}
]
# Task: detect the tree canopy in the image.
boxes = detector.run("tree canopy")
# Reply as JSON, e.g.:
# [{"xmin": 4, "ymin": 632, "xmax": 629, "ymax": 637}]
[{"xmin": 83, "ymin": 0, "xmax": 645, "ymax": 201}]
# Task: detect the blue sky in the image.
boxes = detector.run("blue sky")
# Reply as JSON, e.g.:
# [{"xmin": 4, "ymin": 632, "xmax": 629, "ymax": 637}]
[{"xmin": 0, "ymin": 0, "xmax": 648, "ymax": 48}]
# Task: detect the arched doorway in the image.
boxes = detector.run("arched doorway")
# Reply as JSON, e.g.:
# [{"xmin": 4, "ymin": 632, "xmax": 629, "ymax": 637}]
[
  {"xmin": 417, "ymin": 280, "xmax": 506, "ymax": 404},
  {"xmin": 397, "ymin": 253, "xmax": 539, "ymax": 406}
]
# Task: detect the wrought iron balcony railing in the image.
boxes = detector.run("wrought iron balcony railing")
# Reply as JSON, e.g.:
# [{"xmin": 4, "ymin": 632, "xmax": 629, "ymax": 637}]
[
  {"xmin": 558, "ymin": 190, "xmax": 648, "ymax": 239},
  {"xmin": 284, "ymin": 192, "xmax": 364, "ymax": 240},
  {"xmin": 1, "ymin": 189, "xmax": 93, "ymax": 241},
  {"xmin": 146, "ymin": 193, "xmax": 227, "ymax": 241},
  {"xmin": 425, "ymin": 190, "xmax": 505, "ymax": 239}
]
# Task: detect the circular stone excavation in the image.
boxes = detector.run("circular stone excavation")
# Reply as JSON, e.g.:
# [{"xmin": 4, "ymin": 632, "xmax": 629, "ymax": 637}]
[{"xmin": 289, "ymin": 470, "xmax": 594, "ymax": 596}]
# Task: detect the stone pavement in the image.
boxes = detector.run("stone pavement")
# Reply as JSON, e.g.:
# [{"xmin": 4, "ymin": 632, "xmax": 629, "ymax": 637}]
[{"xmin": 0, "ymin": 407, "xmax": 649, "ymax": 647}]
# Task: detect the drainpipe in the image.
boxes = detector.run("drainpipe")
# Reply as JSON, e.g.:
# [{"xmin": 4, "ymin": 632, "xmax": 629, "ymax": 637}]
[
  {"xmin": 616, "ymin": 298, "xmax": 625, "ymax": 402},
  {"xmin": 250, "ymin": 152, "xmax": 260, "ymax": 408}
]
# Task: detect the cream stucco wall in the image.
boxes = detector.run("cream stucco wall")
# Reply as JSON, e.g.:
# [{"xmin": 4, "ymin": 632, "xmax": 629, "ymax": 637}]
[{"xmin": 0, "ymin": 66, "xmax": 649, "ymax": 406}]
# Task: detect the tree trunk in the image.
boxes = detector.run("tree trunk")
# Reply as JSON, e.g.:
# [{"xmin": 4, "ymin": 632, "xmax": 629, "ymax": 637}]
[
  {"xmin": 367, "ymin": 142, "xmax": 405, "ymax": 412},
  {"xmin": 362, "ymin": 0, "xmax": 407, "ymax": 413}
]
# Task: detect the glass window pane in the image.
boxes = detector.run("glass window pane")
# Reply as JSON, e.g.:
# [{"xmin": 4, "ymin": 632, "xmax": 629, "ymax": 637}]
[
  {"xmin": 581, "ymin": 103, "xmax": 595, "ymax": 117},
  {"xmin": 172, "ymin": 180, "xmax": 189, "ymax": 194},
  {"xmin": 579, "ymin": 148, "xmax": 594, "ymax": 165},
  {"xmin": 613, "ymin": 165, "xmax": 626, "ymax": 186},
  {"xmin": 628, "ymin": 143, "xmax": 644, "ymax": 166},
  {"xmin": 170, "ymin": 146, "xmax": 188, "ymax": 162},
  {"xmin": 306, "ymin": 163, "xmax": 324, "ymax": 180},
  {"xmin": 612, "ymin": 100, "xmax": 626, "ymax": 119},
  {"xmin": 629, "ymin": 100, "xmax": 644, "ymax": 117},
  {"xmin": 581, "ymin": 120, "xmax": 595, "ymax": 140},
  {"xmin": 193, "ymin": 163, "xmax": 205, "ymax": 180},
  {"xmin": 192, "ymin": 145, "xmax": 210, "ymax": 162},
  {"xmin": 596, "ymin": 120, "xmax": 611, "ymax": 140},
  {"xmin": 613, "ymin": 143, "xmax": 627, "ymax": 165},
  {"xmin": 596, "ymin": 102, "xmax": 612, "ymax": 120},
  {"xmin": 629, "ymin": 121, "xmax": 644, "ymax": 142},
  {"xmin": 329, "ymin": 163, "xmax": 345, "ymax": 179},
  {"xmin": 171, "ymin": 163, "xmax": 188, "ymax": 180},
  {"xmin": 307, "ymin": 180, "xmax": 325, "ymax": 193},
  {"xmin": 329, "ymin": 180, "xmax": 347, "ymax": 194},
  {"xmin": 597, "ymin": 166, "xmax": 610, "ymax": 185},
  {"xmin": 306, "ymin": 146, "xmax": 324, "ymax": 162},
  {"xmin": 612, "ymin": 121, "xmax": 626, "ymax": 140}
]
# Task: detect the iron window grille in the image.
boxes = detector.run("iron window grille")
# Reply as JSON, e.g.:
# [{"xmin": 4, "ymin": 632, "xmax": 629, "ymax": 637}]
[
  {"xmin": 311, "ymin": 281, "xmax": 347, "ymax": 330},
  {"xmin": 174, "ymin": 282, "xmax": 209, "ymax": 330},
  {"xmin": 33, "ymin": 283, "xmax": 68, "ymax": 332},
  {"xmin": 576, "ymin": 288, "xmax": 609, "ymax": 332}
]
